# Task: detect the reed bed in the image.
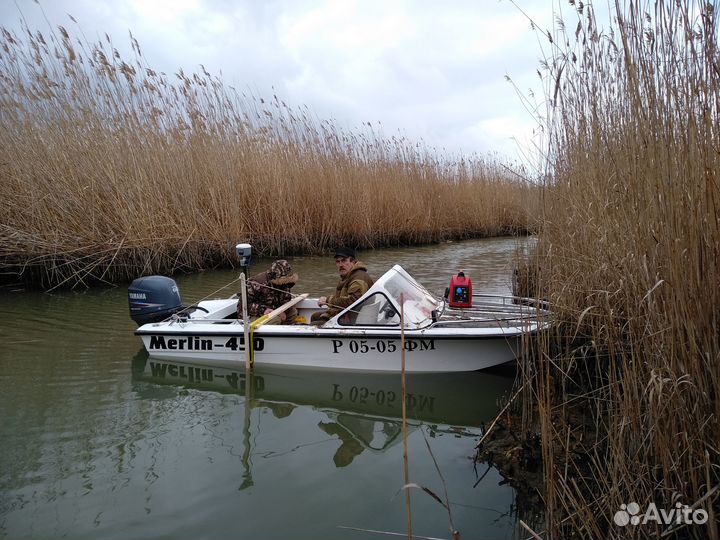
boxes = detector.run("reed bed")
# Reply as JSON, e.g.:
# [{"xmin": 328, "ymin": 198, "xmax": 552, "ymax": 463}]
[
  {"xmin": 0, "ymin": 21, "xmax": 536, "ymax": 289},
  {"xmin": 516, "ymin": 1, "xmax": 720, "ymax": 537}
]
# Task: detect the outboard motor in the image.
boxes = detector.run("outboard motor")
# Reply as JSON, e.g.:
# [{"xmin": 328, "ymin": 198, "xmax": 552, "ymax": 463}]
[{"xmin": 128, "ymin": 276, "xmax": 183, "ymax": 326}]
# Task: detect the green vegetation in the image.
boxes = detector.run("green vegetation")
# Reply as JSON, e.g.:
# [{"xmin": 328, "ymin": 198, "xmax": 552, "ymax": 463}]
[
  {"xmin": 515, "ymin": 1, "xmax": 719, "ymax": 537},
  {"xmin": 0, "ymin": 22, "xmax": 535, "ymax": 289}
]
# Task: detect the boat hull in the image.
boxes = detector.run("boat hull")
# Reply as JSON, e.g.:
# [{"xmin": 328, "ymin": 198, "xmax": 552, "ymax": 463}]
[{"xmin": 137, "ymin": 323, "xmax": 526, "ymax": 372}]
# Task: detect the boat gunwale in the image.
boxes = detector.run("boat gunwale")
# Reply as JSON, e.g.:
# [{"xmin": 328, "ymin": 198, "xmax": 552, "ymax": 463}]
[{"xmin": 134, "ymin": 326, "xmax": 535, "ymax": 339}]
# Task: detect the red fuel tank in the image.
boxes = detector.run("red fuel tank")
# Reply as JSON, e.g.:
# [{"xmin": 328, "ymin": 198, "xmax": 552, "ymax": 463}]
[{"xmin": 449, "ymin": 271, "xmax": 472, "ymax": 308}]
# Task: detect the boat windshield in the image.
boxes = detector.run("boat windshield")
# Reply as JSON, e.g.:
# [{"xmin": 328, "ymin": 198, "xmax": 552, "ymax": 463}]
[{"xmin": 382, "ymin": 271, "xmax": 440, "ymax": 326}]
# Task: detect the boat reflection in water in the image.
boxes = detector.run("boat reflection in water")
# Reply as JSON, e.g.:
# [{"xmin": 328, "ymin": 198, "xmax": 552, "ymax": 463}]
[{"xmin": 132, "ymin": 353, "xmax": 515, "ymax": 469}]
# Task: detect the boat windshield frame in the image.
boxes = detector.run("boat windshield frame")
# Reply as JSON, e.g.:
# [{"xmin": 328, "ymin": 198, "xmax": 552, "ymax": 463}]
[
  {"xmin": 327, "ymin": 265, "xmax": 440, "ymax": 329},
  {"xmin": 381, "ymin": 268, "xmax": 439, "ymax": 327}
]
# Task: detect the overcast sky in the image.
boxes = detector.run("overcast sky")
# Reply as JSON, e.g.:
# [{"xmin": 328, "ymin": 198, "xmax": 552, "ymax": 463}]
[{"xmin": 1, "ymin": 0, "xmax": 559, "ymax": 162}]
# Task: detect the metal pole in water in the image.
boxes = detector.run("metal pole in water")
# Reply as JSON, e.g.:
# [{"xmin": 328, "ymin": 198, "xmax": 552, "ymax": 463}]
[
  {"xmin": 240, "ymin": 272, "xmax": 251, "ymax": 371},
  {"xmin": 236, "ymin": 243, "xmax": 253, "ymax": 371},
  {"xmin": 239, "ymin": 368, "xmax": 254, "ymax": 490}
]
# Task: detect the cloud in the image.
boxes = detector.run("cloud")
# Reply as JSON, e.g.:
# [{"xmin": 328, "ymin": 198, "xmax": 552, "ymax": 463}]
[{"xmin": 0, "ymin": 0, "xmax": 554, "ymax": 160}]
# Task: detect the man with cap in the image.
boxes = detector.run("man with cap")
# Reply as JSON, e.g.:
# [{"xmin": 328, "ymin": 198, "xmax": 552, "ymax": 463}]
[
  {"xmin": 238, "ymin": 259, "xmax": 299, "ymax": 324},
  {"xmin": 311, "ymin": 247, "xmax": 374, "ymax": 325}
]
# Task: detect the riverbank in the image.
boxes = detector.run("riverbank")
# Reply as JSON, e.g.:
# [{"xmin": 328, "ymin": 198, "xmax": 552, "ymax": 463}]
[{"xmin": 0, "ymin": 22, "xmax": 537, "ymax": 290}]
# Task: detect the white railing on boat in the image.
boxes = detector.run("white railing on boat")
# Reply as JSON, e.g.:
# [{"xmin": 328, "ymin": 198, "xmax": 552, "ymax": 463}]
[
  {"xmin": 430, "ymin": 317, "xmax": 538, "ymax": 326},
  {"xmin": 168, "ymin": 318, "xmax": 238, "ymax": 324},
  {"xmin": 150, "ymin": 292, "xmax": 550, "ymax": 328},
  {"xmin": 470, "ymin": 293, "xmax": 551, "ymax": 310}
]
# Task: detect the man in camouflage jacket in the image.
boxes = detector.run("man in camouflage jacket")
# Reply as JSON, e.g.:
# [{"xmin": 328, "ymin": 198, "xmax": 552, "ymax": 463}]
[
  {"xmin": 238, "ymin": 259, "xmax": 299, "ymax": 324},
  {"xmin": 311, "ymin": 247, "xmax": 374, "ymax": 325}
]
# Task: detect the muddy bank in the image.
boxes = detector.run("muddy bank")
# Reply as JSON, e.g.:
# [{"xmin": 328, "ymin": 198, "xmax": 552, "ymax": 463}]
[
  {"xmin": 473, "ymin": 389, "xmax": 603, "ymax": 538},
  {"xmin": 474, "ymin": 419, "xmax": 544, "ymax": 513}
]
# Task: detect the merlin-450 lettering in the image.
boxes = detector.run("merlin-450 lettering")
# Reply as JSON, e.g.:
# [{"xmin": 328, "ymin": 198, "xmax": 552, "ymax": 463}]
[{"xmin": 148, "ymin": 335, "xmax": 264, "ymax": 352}]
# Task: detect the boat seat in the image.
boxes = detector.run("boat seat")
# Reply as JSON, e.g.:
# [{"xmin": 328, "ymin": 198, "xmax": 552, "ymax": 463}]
[{"xmin": 355, "ymin": 300, "xmax": 381, "ymax": 325}]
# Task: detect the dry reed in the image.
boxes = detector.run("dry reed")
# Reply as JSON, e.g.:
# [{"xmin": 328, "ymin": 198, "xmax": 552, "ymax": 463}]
[
  {"xmin": 516, "ymin": 1, "xmax": 720, "ymax": 538},
  {"xmin": 0, "ymin": 18, "xmax": 537, "ymax": 289}
]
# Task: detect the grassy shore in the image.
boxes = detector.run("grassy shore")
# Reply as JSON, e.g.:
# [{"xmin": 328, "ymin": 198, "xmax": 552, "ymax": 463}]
[
  {"xmin": 0, "ymin": 22, "xmax": 536, "ymax": 289},
  {"xmin": 514, "ymin": 1, "xmax": 719, "ymax": 537}
]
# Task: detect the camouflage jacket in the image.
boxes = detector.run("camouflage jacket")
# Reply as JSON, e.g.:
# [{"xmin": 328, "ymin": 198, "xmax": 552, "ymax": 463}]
[
  {"xmin": 326, "ymin": 262, "xmax": 374, "ymax": 316},
  {"xmin": 238, "ymin": 270, "xmax": 297, "ymax": 323}
]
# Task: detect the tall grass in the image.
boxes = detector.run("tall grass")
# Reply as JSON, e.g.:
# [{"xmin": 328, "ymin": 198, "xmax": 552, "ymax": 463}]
[
  {"xmin": 0, "ymin": 20, "xmax": 536, "ymax": 289},
  {"xmin": 518, "ymin": 1, "xmax": 720, "ymax": 537}
]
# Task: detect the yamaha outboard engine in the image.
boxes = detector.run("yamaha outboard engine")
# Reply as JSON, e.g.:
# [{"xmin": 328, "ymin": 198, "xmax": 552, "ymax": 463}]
[{"xmin": 128, "ymin": 276, "xmax": 183, "ymax": 326}]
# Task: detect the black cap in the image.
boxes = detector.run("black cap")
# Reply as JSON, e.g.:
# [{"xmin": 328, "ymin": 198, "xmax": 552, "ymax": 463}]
[{"xmin": 334, "ymin": 246, "xmax": 355, "ymax": 259}]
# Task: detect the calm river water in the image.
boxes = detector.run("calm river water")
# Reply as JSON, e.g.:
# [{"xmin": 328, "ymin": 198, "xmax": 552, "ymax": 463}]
[{"xmin": 0, "ymin": 237, "xmax": 536, "ymax": 539}]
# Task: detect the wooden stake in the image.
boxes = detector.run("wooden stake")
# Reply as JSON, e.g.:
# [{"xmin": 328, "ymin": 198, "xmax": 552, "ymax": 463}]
[{"xmin": 400, "ymin": 293, "xmax": 412, "ymax": 540}]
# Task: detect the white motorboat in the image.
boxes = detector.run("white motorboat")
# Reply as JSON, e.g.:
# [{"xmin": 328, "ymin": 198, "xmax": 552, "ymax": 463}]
[{"xmin": 130, "ymin": 262, "xmax": 550, "ymax": 373}]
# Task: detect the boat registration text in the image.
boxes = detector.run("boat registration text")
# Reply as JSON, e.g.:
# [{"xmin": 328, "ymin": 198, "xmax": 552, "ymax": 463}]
[{"xmin": 331, "ymin": 338, "xmax": 436, "ymax": 354}]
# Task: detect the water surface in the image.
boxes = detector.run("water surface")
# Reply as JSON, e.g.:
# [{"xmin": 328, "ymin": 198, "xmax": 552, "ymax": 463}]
[{"xmin": 0, "ymin": 237, "xmax": 533, "ymax": 539}]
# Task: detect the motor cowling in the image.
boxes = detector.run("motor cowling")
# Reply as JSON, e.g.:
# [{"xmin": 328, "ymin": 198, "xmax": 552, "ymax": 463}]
[{"xmin": 128, "ymin": 276, "xmax": 183, "ymax": 325}]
